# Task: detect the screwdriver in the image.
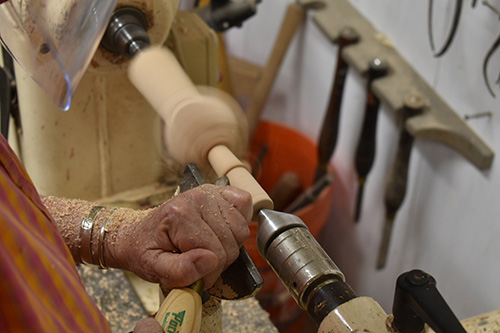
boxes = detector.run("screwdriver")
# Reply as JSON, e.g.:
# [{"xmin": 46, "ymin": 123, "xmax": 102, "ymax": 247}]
[
  {"xmin": 353, "ymin": 58, "xmax": 388, "ymax": 222},
  {"xmin": 376, "ymin": 95, "xmax": 424, "ymax": 269},
  {"xmin": 314, "ymin": 26, "xmax": 359, "ymax": 182}
]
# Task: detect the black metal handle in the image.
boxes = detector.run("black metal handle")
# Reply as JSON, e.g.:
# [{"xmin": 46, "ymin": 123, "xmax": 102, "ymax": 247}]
[
  {"xmin": 392, "ymin": 269, "xmax": 466, "ymax": 333},
  {"xmin": 315, "ymin": 26, "xmax": 359, "ymax": 182},
  {"xmin": 353, "ymin": 58, "xmax": 388, "ymax": 221},
  {"xmin": 354, "ymin": 58, "xmax": 388, "ymax": 179}
]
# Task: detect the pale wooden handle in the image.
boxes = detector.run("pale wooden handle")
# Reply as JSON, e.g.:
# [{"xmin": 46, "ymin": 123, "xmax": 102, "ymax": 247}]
[
  {"xmin": 246, "ymin": 3, "xmax": 307, "ymax": 138},
  {"xmin": 155, "ymin": 288, "xmax": 202, "ymax": 333},
  {"xmin": 208, "ymin": 144, "xmax": 274, "ymax": 216}
]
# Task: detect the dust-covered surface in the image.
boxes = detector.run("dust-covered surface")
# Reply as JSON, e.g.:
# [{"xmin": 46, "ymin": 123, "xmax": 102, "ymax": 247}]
[
  {"xmin": 221, "ymin": 298, "xmax": 279, "ymax": 332},
  {"xmin": 78, "ymin": 265, "xmax": 147, "ymax": 333},
  {"xmin": 430, "ymin": 308, "xmax": 500, "ymax": 333},
  {"xmin": 78, "ymin": 263, "xmax": 278, "ymax": 332}
]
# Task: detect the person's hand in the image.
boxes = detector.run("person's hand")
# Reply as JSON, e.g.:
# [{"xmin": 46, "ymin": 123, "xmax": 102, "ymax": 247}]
[
  {"xmin": 133, "ymin": 317, "xmax": 162, "ymax": 333},
  {"xmin": 106, "ymin": 184, "xmax": 253, "ymax": 289}
]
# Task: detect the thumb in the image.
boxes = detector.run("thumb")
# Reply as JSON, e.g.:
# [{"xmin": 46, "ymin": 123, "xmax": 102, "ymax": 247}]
[
  {"xmin": 134, "ymin": 317, "xmax": 162, "ymax": 333},
  {"xmin": 155, "ymin": 249, "xmax": 219, "ymax": 288}
]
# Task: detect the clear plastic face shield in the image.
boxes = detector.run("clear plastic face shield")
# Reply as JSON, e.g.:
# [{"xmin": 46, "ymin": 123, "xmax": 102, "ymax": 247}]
[{"xmin": 0, "ymin": 0, "xmax": 118, "ymax": 110}]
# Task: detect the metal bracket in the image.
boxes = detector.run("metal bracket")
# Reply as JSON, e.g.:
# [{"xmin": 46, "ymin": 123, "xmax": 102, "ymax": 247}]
[{"xmin": 300, "ymin": 0, "xmax": 494, "ymax": 170}]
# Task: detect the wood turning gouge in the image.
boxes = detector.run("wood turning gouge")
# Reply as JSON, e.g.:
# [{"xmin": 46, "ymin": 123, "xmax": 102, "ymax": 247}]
[
  {"xmin": 314, "ymin": 26, "xmax": 359, "ymax": 183},
  {"xmin": 353, "ymin": 58, "xmax": 388, "ymax": 223},
  {"xmin": 377, "ymin": 95, "xmax": 424, "ymax": 269}
]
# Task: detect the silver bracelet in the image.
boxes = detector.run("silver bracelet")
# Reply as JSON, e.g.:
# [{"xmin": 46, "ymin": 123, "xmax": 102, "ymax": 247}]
[
  {"xmin": 80, "ymin": 206, "xmax": 104, "ymax": 266},
  {"xmin": 97, "ymin": 208, "xmax": 116, "ymax": 269}
]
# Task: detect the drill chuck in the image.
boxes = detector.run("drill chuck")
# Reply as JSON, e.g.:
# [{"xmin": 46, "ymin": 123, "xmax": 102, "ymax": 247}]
[{"xmin": 257, "ymin": 210, "xmax": 348, "ymax": 314}]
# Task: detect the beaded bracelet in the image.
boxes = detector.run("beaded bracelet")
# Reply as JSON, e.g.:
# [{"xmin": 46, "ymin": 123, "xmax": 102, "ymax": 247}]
[{"xmin": 80, "ymin": 206, "xmax": 104, "ymax": 266}]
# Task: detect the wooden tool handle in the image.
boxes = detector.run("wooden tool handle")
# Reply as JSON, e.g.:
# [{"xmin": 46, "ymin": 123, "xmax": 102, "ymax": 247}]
[
  {"xmin": 246, "ymin": 2, "xmax": 307, "ymax": 138},
  {"xmin": 155, "ymin": 284, "xmax": 203, "ymax": 333}
]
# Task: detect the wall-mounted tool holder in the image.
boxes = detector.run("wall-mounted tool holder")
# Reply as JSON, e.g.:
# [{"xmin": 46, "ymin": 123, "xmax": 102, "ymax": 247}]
[{"xmin": 300, "ymin": 0, "xmax": 494, "ymax": 170}]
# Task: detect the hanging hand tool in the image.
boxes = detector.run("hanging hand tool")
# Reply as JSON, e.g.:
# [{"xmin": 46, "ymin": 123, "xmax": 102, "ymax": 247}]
[
  {"xmin": 269, "ymin": 171, "xmax": 303, "ymax": 211},
  {"xmin": 314, "ymin": 26, "xmax": 359, "ymax": 182},
  {"xmin": 285, "ymin": 172, "xmax": 334, "ymax": 213},
  {"xmin": 353, "ymin": 58, "xmax": 388, "ymax": 223},
  {"xmin": 246, "ymin": 1, "xmax": 308, "ymax": 140},
  {"xmin": 427, "ymin": 0, "xmax": 464, "ymax": 57},
  {"xmin": 482, "ymin": 0, "xmax": 500, "ymax": 97},
  {"xmin": 251, "ymin": 143, "xmax": 268, "ymax": 177},
  {"xmin": 376, "ymin": 95, "xmax": 424, "ymax": 270}
]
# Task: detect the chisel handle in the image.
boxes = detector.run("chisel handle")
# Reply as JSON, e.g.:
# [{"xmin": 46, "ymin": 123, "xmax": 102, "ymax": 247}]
[
  {"xmin": 315, "ymin": 27, "xmax": 359, "ymax": 182},
  {"xmin": 155, "ymin": 281, "xmax": 203, "ymax": 332},
  {"xmin": 377, "ymin": 95, "xmax": 424, "ymax": 269},
  {"xmin": 353, "ymin": 58, "xmax": 388, "ymax": 222},
  {"xmin": 377, "ymin": 131, "xmax": 414, "ymax": 268},
  {"xmin": 384, "ymin": 103, "xmax": 422, "ymax": 216},
  {"xmin": 247, "ymin": 2, "xmax": 307, "ymax": 139},
  {"xmin": 354, "ymin": 58, "xmax": 388, "ymax": 179}
]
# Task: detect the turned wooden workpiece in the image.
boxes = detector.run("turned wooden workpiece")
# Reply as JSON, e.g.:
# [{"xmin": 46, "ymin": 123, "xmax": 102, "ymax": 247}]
[{"xmin": 128, "ymin": 46, "xmax": 274, "ymax": 214}]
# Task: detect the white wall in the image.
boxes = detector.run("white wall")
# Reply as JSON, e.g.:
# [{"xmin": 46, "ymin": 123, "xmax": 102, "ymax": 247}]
[{"xmin": 226, "ymin": 0, "xmax": 500, "ymax": 320}]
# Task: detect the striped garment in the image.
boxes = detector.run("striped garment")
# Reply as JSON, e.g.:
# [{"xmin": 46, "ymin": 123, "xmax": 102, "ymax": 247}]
[{"xmin": 0, "ymin": 135, "xmax": 110, "ymax": 332}]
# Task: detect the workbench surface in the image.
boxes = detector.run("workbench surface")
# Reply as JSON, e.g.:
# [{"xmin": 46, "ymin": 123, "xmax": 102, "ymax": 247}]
[{"xmin": 78, "ymin": 265, "xmax": 278, "ymax": 332}]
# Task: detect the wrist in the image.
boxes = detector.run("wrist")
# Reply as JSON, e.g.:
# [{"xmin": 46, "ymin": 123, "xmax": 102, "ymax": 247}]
[{"xmin": 99, "ymin": 206, "xmax": 149, "ymax": 270}]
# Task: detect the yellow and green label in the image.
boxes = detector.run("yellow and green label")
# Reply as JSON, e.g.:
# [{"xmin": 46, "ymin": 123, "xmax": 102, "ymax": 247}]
[{"xmin": 161, "ymin": 310, "xmax": 186, "ymax": 332}]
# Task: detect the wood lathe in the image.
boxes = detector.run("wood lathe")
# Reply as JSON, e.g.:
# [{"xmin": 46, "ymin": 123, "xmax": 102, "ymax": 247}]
[{"xmin": 102, "ymin": 6, "xmax": 468, "ymax": 332}]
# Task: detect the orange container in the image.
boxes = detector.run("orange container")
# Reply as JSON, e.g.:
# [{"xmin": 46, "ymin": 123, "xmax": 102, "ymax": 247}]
[{"xmin": 244, "ymin": 120, "xmax": 334, "ymax": 332}]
